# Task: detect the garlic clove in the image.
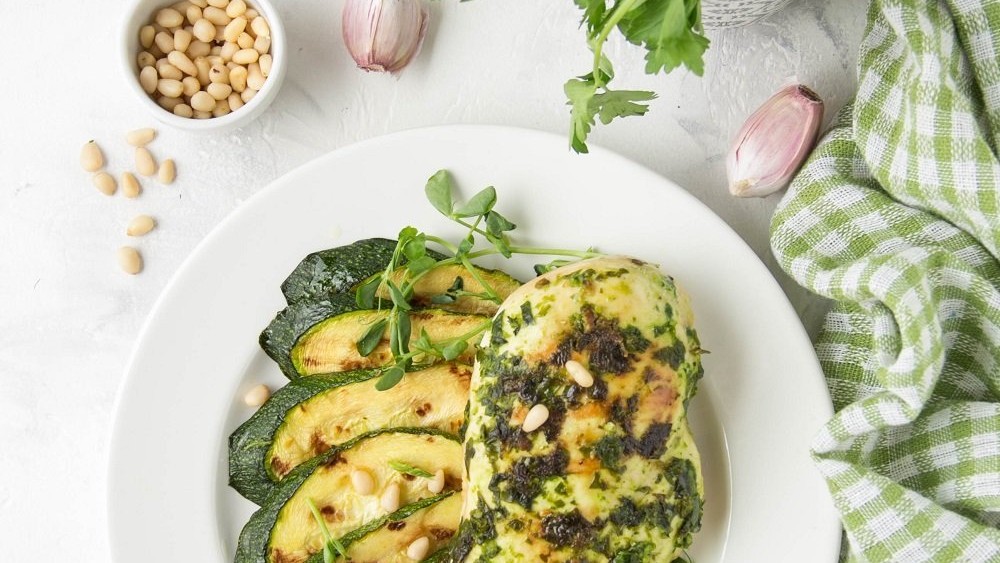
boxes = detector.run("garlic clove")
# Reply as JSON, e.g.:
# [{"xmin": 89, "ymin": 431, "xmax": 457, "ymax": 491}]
[
  {"xmin": 726, "ymin": 84, "xmax": 824, "ymax": 198},
  {"xmin": 342, "ymin": 0, "xmax": 429, "ymax": 74}
]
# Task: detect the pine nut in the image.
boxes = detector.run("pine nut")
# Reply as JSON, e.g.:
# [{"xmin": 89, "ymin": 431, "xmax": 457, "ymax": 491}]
[
  {"xmin": 140, "ymin": 25, "xmax": 156, "ymax": 49},
  {"xmin": 565, "ymin": 360, "xmax": 594, "ymax": 388},
  {"xmin": 167, "ymin": 50, "xmax": 198, "ymax": 76},
  {"xmin": 149, "ymin": 44, "xmax": 165, "ymax": 59},
  {"xmin": 154, "ymin": 31, "xmax": 175, "ymax": 54},
  {"xmin": 173, "ymin": 28, "xmax": 192, "ymax": 52},
  {"xmin": 182, "ymin": 76, "xmax": 201, "ymax": 96},
  {"xmin": 406, "ymin": 537, "xmax": 430, "ymax": 561},
  {"xmin": 521, "ymin": 404, "xmax": 549, "ymax": 432},
  {"xmin": 207, "ymin": 0, "xmax": 228, "ymax": 7},
  {"xmin": 228, "ymin": 92, "xmax": 244, "ymax": 111},
  {"xmin": 191, "ymin": 91, "xmax": 216, "ymax": 112},
  {"xmin": 254, "ymin": 35, "xmax": 270, "ymax": 56},
  {"xmin": 158, "ymin": 63, "xmax": 183, "ymax": 81},
  {"xmin": 156, "ymin": 8, "xmax": 184, "ymax": 28},
  {"xmin": 127, "ymin": 214, "xmax": 156, "ymax": 236},
  {"xmin": 220, "ymin": 41, "xmax": 238, "ymax": 62},
  {"xmin": 118, "ymin": 247, "xmax": 143, "ymax": 275},
  {"xmin": 259, "ymin": 54, "xmax": 272, "ymax": 77},
  {"xmin": 380, "ymin": 482, "xmax": 400, "ymax": 512},
  {"xmin": 203, "ymin": 6, "xmax": 231, "ymax": 25},
  {"xmin": 137, "ymin": 51, "xmax": 156, "ymax": 69},
  {"xmin": 350, "ymin": 469, "xmax": 375, "ymax": 495},
  {"xmin": 194, "ymin": 56, "xmax": 211, "ymax": 85},
  {"xmin": 121, "ymin": 172, "xmax": 141, "ymax": 198},
  {"xmin": 247, "ymin": 62, "xmax": 265, "ymax": 90},
  {"xmin": 229, "ymin": 65, "xmax": 247, "ymax": 92},
  {"xmin": 193, "ymin": 110, "xmax": 213, "ymax": 119},
  {"xmin": 250, "ymin": 16, "xmax": 270, "ymax": 38},
  {"xmin": 427, "ymin": 469, "xmax": 445, "ymax": 494},
  {"xmin": 209, "ymin": 63, "xmax": 230, "ymax": 84},
  {"xmin": 192, "ymin": 18, "xmax": 215, "ymax": 42},
  {"xmin": 157, "ymin": 78, "xmax": 183, "ymax": 98},
  {"xmin": 244, "ymin": 8, "xmax": 258, "ymax": 20},
  {"xmin": 237, "ymin": 32, "xmax": 254, "ymax": 50},
  {"xmin": 212, "ymin": 98, "xmax": 231, "ymax": 117},
  {"xmin": 93, "ymin": 171, "xmax": 116, "ymax": 195},
  {"xmin": 80, "ymin": 140, "xmax": 104, "ymax": 172},
  {"xmin": 186, "ymin": 5, "xmax": 203, "ymax": 24},
  {"xmin": 158, "ymin": 96, "xmax": 184, "ymax": 111},
  {"xmin": 214, "ymin": 24, "xmax": 226, "ymax": 42},
  {"xmin": 226, "ymin": 0, "xmax": 247, "ymax": 18},
  {"xmin": 174, "ymin": 103, "xmax": 194, "ymax": 118},
  {"xmin": 187, "ymin": 40, "xmax": 211, "ymax": 58},
  {"xmin": 189, "ymin": 0, "xmax": 207, "ymax": 7},
  {"xmin": 232, "ymin": 48, "xmax": 258, "ymax": 65},
  {"xmin": 243, "ymin": 384, "xmax": 270, "ymax": 406},
  {"xmin": 126, "ymin": 128, "xmax": 157, "ymax": 147},
  {"xmin": 135, "ymin": 147, "xmax": 156, "ymax": 176},
  {"xmin": 206, "ymin": 82, "xmax": 232, "ymax": 101},
  {"xmin": 139, "ymin": 66, "xmax": 158, "ymax": 94},
  {"xmin": 224, "ymin": 16, "xmax": 247, "ymax": 43},
  {"xmin": 209, "ymin": 45, "xmax": 223, "ymax": 56},
  {"xmin": 159, "ymin": 159, "xmax": 177, "ymax": 184},
  {"xmin": 240, "ymin": 87, "xmax": 257, "ymax": 103}
]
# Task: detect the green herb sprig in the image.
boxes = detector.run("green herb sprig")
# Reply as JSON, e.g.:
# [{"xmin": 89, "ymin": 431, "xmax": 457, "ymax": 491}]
[
  {"xmin": 306, "ymin": 498, "xmax": 349, "ymax": 563},
  {"xmin": 389, "ymin": 460, "xmax": 434, "ymax": 478},
  {"xmin": 355, "ymin": 169, "xmax": 600, "ymax": 390},
  {"xmin": 566, "ymin": 0, "xmax": 710, "ymax": 153}
]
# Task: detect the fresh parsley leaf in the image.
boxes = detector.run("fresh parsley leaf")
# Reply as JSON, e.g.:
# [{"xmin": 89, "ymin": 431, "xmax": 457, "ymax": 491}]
[
  {"xmin": 355, "ymin": 277, "xmax": 380, "ymax": 308},
  {"xmin": 425, "ymin": 170, "xmax": 454, "ymax": 216},
  {"xmin": 388, "ymin": 460, "xmax": 434, "ymax": 478},
  {"xmin": 485, "ymin": 211, "xmax": 516, "ymax": 236},
  {"xmin": 405, "ymin": 255, "xmax": 437, "ymax": 275},
  {"xmin": 386, "ymin": 281, "xmax": 412, "ymax": 311},
  {"xmin": 376, "ymin": 365, "xmax": 406, "ymax": 391},
  {"xmin": 453, "ymin": 186, "xmax": 497, "ymax": 217}
]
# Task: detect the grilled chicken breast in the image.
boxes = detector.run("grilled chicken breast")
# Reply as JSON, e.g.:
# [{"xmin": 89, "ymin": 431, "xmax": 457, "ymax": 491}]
[{"xmin": 454, "ymin": 256, "xmax": 705, "ymax": 562}]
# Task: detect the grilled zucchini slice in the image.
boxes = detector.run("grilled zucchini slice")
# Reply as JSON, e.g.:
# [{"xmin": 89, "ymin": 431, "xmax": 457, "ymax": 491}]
[
  {"xmin": 334, "ymin": 493, "xmax": 462, "ymax": 562},
  {"xmin": 229, "ymin": 364, "xmax": 471, "ymax": 504},
  {"xmin": 281, "ymin": 238, "xmax": 408, "ymax": 304},
  {"xmin": 235, "ymin": 429, "xmax": 462, "ymax": 563},
  {"xmin": 368, "ymin": 263, "xmax": 521, "ymax": 316},
  {"xmin": 455, "ymin": 257, "xmax": 705, "ymax": 562},
  {"xmin": 260, "ymin": 293, "xmax": 485, "ymax": 378}
]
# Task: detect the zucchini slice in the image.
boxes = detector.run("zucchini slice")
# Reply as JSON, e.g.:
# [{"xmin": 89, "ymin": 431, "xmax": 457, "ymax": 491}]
[
  {"xmin": 330, "ymin": 493, "xmax": 462, "ymax": 562},
  {"xmin": 369, "ymin": 263, "xmax": 522, "ymax": 316},
  {"xmin": 235, "ymin": 429, "xmax": 462, "ymax": 563},
  {"xmin": 229, "ymin": 364, "xmax": 471, "ymax": 504}
]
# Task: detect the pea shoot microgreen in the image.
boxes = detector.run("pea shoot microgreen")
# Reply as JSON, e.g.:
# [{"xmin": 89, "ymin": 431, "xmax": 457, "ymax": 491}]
[
  {"xmin": 356, "ymin": 169, "xmax": 601, "ymax": 390},
  {"xmin": 306, "ymin": 498, "xmax": 349, "ymax": 563}
]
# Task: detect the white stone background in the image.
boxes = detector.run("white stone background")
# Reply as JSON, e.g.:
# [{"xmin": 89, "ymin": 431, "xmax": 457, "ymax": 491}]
[{"xmin": 0, "ymin": 0, "xmax": 866, "ymax": 559}]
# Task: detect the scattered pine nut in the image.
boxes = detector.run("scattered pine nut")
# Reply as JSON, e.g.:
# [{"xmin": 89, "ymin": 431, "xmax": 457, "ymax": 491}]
[
  {"xmin": 93, "ymin": 171, "xmax": 117, "ymax": 196},
  {"xmin": 135, "ymin": 147, "xmax": 156, "ymax": 177},
  {"xmin": 380, "ymin": 482, "xmax": 400, "ymax": 512},
  {"xmin": 127, "ymin": 215, "xmax": 156, "ymax": 237},
  {"xmin": 159, "ymin": 159, "xmax": 177, "ymax": 184},
  {"xmin": 406, "ymin": 537, "xmax": 430, "ymax": 561},
  {"xmin": 565, "ymin": 360, "xmax": 594, "ymax": 388},
  {"xmin": 521, "ymin": 404, "xmax": 549, "ymax": 433},
  {"xmin": 126, "ymin": 128, "xmax": 157, "ymax": 147},
  {"xmin": 350, "ymin": 469, "xmax": 375, "ymax": 495},
  {"xmin": 81, "ymin": 140, "xmax": 104, "ymax": 172},
  {"xmin": 243, "ymin": 384, "xmax": 270, "ymax": 406},
  {"xmin": 427, "ymin": 469, "xmax": 445, "ymax": 494},
  {"xmin": 121, "ymin": 172, "xmax": 142, "ymax": 198},
  {"xmin": 117, "ymin": 246, "xmax": 143, "ymax": 275}
]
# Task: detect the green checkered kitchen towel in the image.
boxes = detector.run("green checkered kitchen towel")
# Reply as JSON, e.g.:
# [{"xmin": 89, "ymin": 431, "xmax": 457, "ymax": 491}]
[{"xmin": 769, "ymin": 0, "xmax": 1000, "ymax": 561}]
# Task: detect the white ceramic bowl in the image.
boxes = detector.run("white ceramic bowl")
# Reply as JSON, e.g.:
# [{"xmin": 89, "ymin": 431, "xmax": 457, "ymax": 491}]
[
  {"xmin": 120, "ymin": 0, "xmax": 287, "ymax": 132},
  {"xmin": 701, "ymin": 0, "xmax": 796, "ymax": 28}
]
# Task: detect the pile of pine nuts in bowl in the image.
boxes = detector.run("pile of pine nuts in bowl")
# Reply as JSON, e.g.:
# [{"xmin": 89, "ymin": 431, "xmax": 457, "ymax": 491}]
[{"xmin": 121, "ymin": 0, "xmax": 286, "ymax": 131}]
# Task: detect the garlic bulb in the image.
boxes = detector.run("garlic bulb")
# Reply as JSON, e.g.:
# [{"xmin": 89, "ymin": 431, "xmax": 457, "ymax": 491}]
[
  {"xmin": 342, "ymin": 0, "xmax": 429, "ymax": 74},
  {"xmin": 727, "ymin": 84, "xmax": 824, "ymax": 198}
]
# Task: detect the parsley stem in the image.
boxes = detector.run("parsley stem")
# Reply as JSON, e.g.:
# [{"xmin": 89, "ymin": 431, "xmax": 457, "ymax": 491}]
[
  {"xmin": 424, "ymin": 235, "xmax": 460, "ymax": 254},
  {"xmin": 591, "ymin": 0, "xmax": 645, "ymax": 88}
]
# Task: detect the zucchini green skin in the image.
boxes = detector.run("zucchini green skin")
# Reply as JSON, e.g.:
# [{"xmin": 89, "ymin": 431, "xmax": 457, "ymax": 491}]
[
  {"xmin": 281, "ymin": 239, "xmax": 444, "ymax": 304},
  {"xmin": 454, "ymin": 257, "xmax": 705, "ymax": 562},
  {"xmin": 259, "ymin": 293, "xmax": 364, "ymax": 379},
  {"xmin": 234, "ymin": 428, "xmax": 459, "ymax": 563},
  {"xmin": 229, "ymin": 370, "xmax": 377, "ymax": 505}
]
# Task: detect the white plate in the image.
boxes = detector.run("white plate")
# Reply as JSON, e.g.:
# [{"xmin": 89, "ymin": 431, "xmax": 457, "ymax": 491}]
[{"xmin": 107, "ymin": 125, "xmax": 839, "ymax": 562}]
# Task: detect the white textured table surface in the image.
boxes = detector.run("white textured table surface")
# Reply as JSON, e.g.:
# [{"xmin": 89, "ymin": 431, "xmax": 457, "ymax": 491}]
[{"xmin": 0, "ymin": 0, "xmax": 865, "ymax": 559}]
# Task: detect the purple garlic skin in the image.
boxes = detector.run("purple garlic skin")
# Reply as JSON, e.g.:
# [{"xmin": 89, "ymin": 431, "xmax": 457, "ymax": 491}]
[
  {"xmin": 727, "ymin": 84, "xmax": 824, "ymax": 198},
  {"xmin": 342, "ymin": 0, "xmax": 429, "ymax": 74}
]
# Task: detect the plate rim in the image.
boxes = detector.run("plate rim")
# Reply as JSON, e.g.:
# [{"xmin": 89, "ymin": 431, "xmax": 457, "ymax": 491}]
[{"xmin": 106, "ymin": 124, "xmax": 839, "ymax": 561}]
